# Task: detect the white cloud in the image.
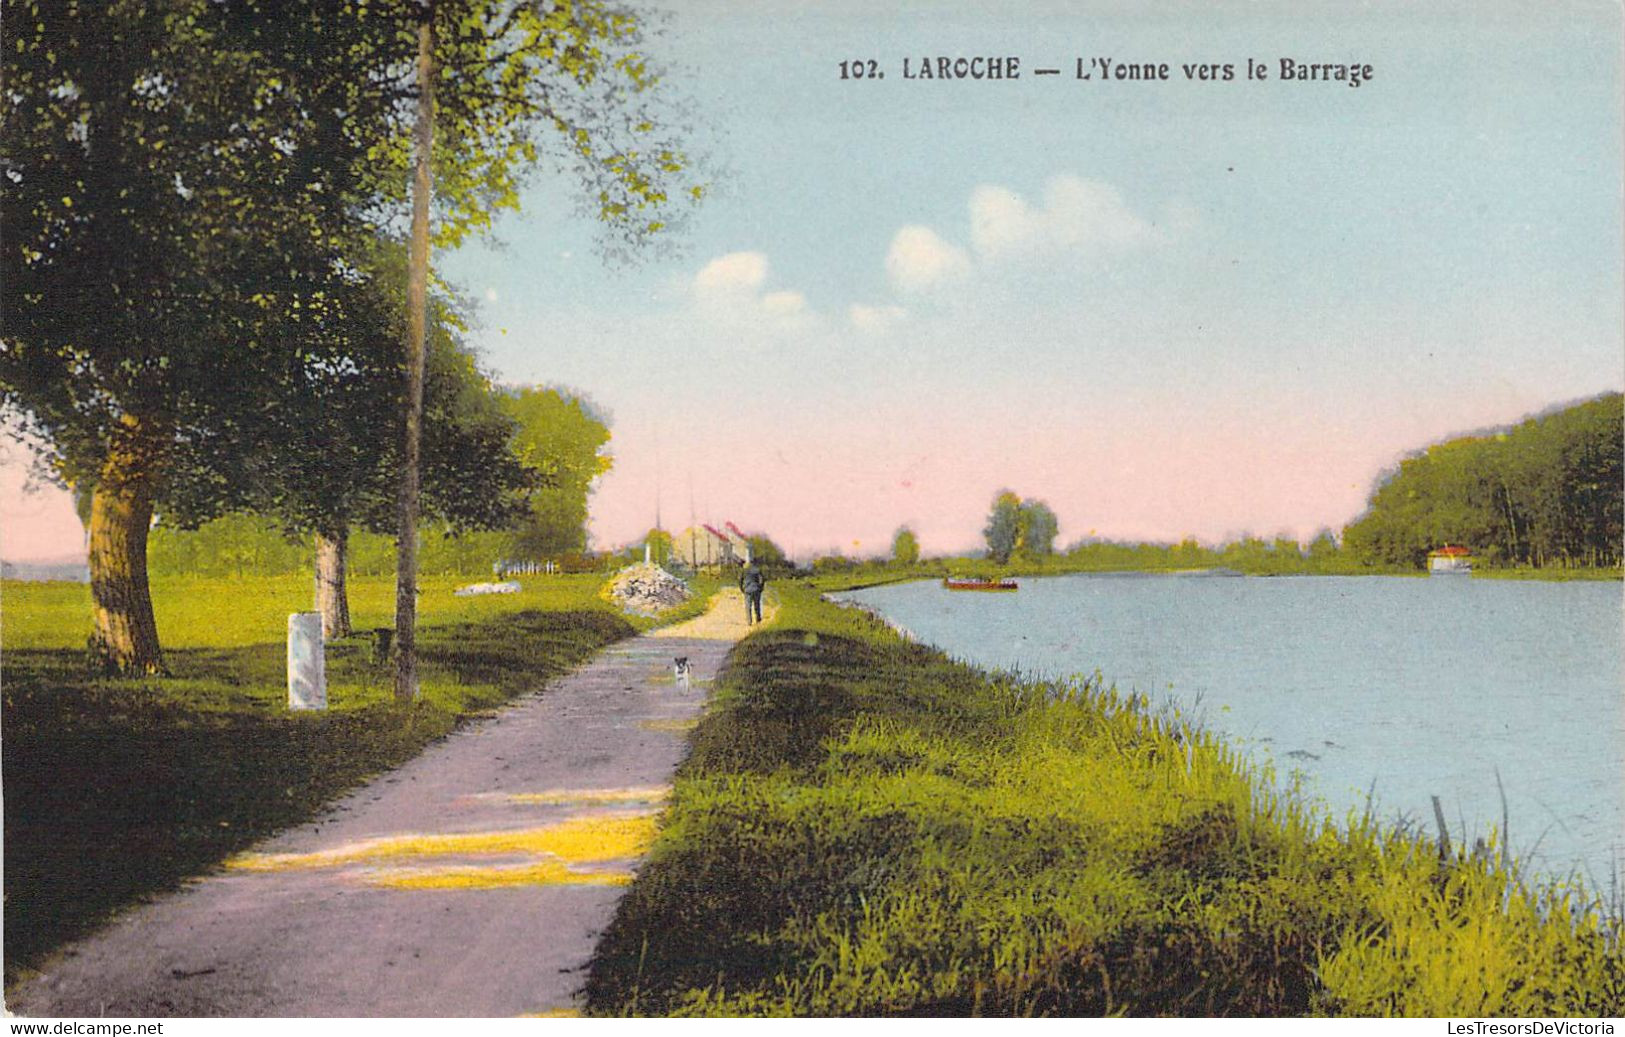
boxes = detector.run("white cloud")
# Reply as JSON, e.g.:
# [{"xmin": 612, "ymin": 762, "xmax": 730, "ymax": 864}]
[
  {"xmin": 969, "ymin": 174, "xmax": 1154, "ymax": 260},
  {"xmin": 849, "ymin": 303, "xmax": 907, "ymax": 333},
  {"xmin": 885, "ymin": 225, "xmax": 971, "ymax": 293},
  {"xmin": 483, "ymin": 287, "xmax": 499, "ymax": 302},
  {"xmin": 693, "ymin": 250, "xmax": 769, "ymax": 298},
  {"xmin": 761, "ymin": 290, "xmax": 808, "ymax": 318},
  {"xmin": 688, "ymin": 251, "xmax": 816, "ymax": 336},
  {"xmin": 874, "ymin": 175, "xmax": 1190, "ymax": 307}
]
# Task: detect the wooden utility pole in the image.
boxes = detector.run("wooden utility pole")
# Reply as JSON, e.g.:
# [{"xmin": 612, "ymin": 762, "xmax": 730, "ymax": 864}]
[{"xmin": 395, "ymin": 6, "xmax": 435, "ymax": 703}]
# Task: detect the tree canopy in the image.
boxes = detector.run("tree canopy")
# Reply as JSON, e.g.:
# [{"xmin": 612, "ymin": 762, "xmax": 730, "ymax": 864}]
[
  {"xmin": 1342, "ymin": 394, "xmax": 1622, "ymax": 569},
  {"xmin": 1, "ymin": 1, "xmax": 405, "ymax": 669},
  {"xmin": 1, "ymin": 1, "xmax": 708, "ymax": 672},
  {"xmin": 983, "ymin": 491, "xmax": 1059, "ymax": 564},
  {"xmin": 745, "ymin": 534, "xmax": 788, "ymax": 571},
  {"xmin": 501, "ymin": 386, "xmax": 613, "ymax": 558},
  {"xmin": 891, "ymin": 526, "xmax": 920, "ymax": 565}
]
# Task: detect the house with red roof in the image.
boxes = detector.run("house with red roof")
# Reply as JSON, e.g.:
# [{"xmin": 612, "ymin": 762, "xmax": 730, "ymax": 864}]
[
  {"xmin": 723, "ymin": 522, "xmax": 753, "ymax": 561},
  {"xmin": 1426, "ymin": 544, "xmax": 1472, "ymax": 575},
  {"xmin": 674, "ymin": 523, "xmax": 742, "ymax": 569}
]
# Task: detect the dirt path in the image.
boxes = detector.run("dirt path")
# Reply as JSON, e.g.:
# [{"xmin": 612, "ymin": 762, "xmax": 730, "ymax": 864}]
[
  {"xmin": 7, "ymin": 594, "xmax": 753, "ymax": 1018},
  {"xmin": 653, "ymin": 586, "xmax": 777, "ymax": 641}
]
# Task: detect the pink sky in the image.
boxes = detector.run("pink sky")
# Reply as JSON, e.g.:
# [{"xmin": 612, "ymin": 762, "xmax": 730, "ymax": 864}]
[
  {"xmin": 581, "ymin": 380, "xmax": 1587, "ymax": 560},
  {"xmin": 1, "ymin": 379, "xmax": 1612, "ymax": 564},
  {"xmin": 4, "ymin": 5, "xmax": 1620, "ymax": 568}
]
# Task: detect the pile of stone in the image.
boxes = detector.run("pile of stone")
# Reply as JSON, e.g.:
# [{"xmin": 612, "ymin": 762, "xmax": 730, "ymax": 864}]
[
  {"xmin": 604, "ymin": 562, "xmax": 691, "ymax": 616},
  {"xmin": 453, "ymin": 580, "xmax": 522, "ymax": 597}
]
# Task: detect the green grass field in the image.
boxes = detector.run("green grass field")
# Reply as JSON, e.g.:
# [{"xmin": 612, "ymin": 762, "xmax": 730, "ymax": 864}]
[
  {"xmin": 584, "ymin": 581, "xmax": 1623, "ymax": 1017},
  {"xmin": 0, "ymin": 571, "xmax": 713, "ymax": 985}
]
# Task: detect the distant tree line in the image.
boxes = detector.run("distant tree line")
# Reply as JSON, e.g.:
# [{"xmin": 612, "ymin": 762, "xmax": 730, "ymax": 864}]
[{"xmin": 1342, "ymin": 393, "xmax": 1622, "ymax": 570}]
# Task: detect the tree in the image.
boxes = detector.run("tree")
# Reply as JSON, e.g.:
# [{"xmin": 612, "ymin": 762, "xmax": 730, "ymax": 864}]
[
  {"xmin": 1341, "ymin": 394, "xmax": 1622, "ymax": 570},
  {"xmin": 1018, "ymin": 499, "xmax": 1058, "ymax": 559},
  {"xmin": 1306, "ymin": 529, "xmax": 1341, "ymax": 568},
  {"xmin": 983, "ymin": 491, "xmax": 1023, "ymax": 564},
  {"xmin": 643, "ymin": 528, "xmax": 674, "ymax": 565},
  {"xmin": 983, "ymin": 491, "xmax": 1058, "ymax": 563},
  {"xmin": 891, "ymin": 526, "xmax": 921, "ymax": 566},
  {"xmin": 252, "ymin": 271, "xmax": 535, "ymax": 638},
  {"xmin": 0, "ymin": 2, "xmax": 400, "ymax": 672},
  {"xmin": 502, "ymin": 387, "xmax": 614, "ymax": 559},
  {"xmin": 362, "ymin": 1, "xmax": 706, "ymax": 701},
  {"xmin": 744, "ymin": 534, "xmax": 788, "ymax": 572},
  {"xmin": 4, "ymin": 2, "xmax": 706, "ymax": 678}
]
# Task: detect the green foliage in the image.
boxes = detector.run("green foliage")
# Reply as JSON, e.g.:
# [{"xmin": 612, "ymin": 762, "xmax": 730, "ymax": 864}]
[
  {"xmin": 1306, "ymin": 529, "xmax": 1340, "ymax": 566},
  {"xmin": 812, "ymin": 554, "xmax": 857, "ymax": 574},
  {"xmin": 148, "ymin": 514, "xmax": 308, "ymax": 578},
  {"xmin": 219, "ymin": 247, "xmax": 533, "ymax": 545},
  {"xmin": 745, "ymin": 534, "xmax": 789, "ymax": 573},
  {"xmin": 584, "ymin": 584, "xmax": 1623, "ymax": 1017},
  {"xmin": 1, "ymin": 0, "xmax": 709, "ymax": 664},
  {"xmin": 501, "ymin": 386, "xmax": 613, "ymax": 558},
  {"xmin": 982, "ymin": 491, "xmax": 1023, "ymax": 564},
  {"xmin": 147, "ymin": 517, "xmax": 532, "ymax": 580},
  {"xmin": 1343, "ymin": 394, "xmax": 1623, "ymax": 570},
  {"xmin": 1, "ymin": 0, "xmax": 391, "ymax": 506},
  {"xmin": 644, "ymin": 528, "xmax": 675, "ymax": 564},
  {"xmin": 982, "ymin": 491, "xmax": 1059, "ymax": 563},
  {"xmin": 1020, "ymin": 498, "xmax": 1059, "ymax": 558},
  {"xmin": 355, "ymin": 0, "xmax": 708, "ymax": 256},
  {"xmin": 891, "ymin": 526, "xmax": 920, "ymax": 566}
]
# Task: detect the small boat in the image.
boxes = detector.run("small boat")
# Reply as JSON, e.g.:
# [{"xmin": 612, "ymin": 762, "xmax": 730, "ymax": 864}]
[{"xmin": 943, "ymin": 577, "xmax": 1018, "ymax": 592}]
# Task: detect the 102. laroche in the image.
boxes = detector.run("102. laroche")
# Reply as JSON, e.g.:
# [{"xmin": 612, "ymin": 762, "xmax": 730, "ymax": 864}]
[{"xmin": 840, "ymin": 57, "xmax": 1374, "ymax": 88}]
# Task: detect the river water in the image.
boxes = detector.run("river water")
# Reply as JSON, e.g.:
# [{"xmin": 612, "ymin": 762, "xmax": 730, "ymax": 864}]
[{"xmin": 833, "ymin": 573, "xmax": 1624, "ymax": 894}]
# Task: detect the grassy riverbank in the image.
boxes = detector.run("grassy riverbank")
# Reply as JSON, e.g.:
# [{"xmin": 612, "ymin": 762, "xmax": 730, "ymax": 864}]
[
  {"xmin": 1471, "ymin": 566, "xmax": 1624, "ymax": 582},
  {"xmin": 584, "ymin": 580, "xmax": 1622, "ymax": 1016},
  {"xmin": 0, "ymin": 572, "xmax": 712, "ymax": 985}
]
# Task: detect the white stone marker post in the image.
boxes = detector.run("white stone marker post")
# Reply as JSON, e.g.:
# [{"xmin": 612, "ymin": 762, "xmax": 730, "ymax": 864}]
[{"xmin": 287, "ymin": 611, "xmax": 327, "ymax": 711}]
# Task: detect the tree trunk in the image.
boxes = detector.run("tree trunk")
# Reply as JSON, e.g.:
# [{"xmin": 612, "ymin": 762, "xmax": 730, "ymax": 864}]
[
  {"xmin": 315, "ymin": 525, "xmax": 352, "ymax": 640},
  {"xmin": 394, "ymin": 10, "xmax": 435, "ymax": 703},
  {"xmin": 88, "ymin": 441, "xmax": 163, "ymax": 674}
]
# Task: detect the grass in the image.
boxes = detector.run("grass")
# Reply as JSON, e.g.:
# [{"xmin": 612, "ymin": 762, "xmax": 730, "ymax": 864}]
[
  {"xmin": 1470, "ymin": 566, "xmax": 1624, "ymax": 582},
  {"xmin": 0, "ymin": 569, "xmax": 709, "ymax": 986},
  {"xmin": 583, "ymin": 580, "xmax": 1624, "ymax": 1017}
]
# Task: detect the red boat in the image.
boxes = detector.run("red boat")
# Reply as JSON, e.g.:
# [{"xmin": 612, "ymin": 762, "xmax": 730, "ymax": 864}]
[{"xmin": 943, "ymin": 577, "xmax": 1018, "ymax": 592}]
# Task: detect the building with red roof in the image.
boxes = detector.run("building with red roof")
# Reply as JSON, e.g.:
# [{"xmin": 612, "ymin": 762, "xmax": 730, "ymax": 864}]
[{"xmin": 1426, "ymin": 544, "xmax": 1473, "ymax": 574}]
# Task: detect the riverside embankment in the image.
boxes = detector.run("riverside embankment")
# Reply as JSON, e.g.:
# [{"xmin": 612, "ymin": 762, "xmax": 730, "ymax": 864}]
[
  {"xmin": 834, "ymin": 570, "xmax": 1624, "ymax": 893},
  {"xmin": 584, "ymin": 580, "xmax": 1622, "ymax": 1017}
]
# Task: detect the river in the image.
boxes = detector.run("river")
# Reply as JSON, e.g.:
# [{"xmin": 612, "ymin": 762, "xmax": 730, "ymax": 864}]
[{"xmin": 833, "ymin": 572, "xmax": 1624, "ymax": 894}]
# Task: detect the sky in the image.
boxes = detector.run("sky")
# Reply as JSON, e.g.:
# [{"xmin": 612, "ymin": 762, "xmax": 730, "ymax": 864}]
[{"xmin": 4, "ymin": 0, "xmax": 1622, "ymax": 562}]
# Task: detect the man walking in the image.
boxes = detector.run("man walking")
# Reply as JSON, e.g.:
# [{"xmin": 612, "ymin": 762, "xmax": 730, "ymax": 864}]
[{"xmin": 739, "ymin": 556, "xmax": 766, "ymax": 625}]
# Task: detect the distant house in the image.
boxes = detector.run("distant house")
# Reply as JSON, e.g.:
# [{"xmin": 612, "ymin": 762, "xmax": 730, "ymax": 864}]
[
  {"xmin": 723, "ymin": 522, "xmax": 753, "ymax": 562},
  {"xmin": 671, "ymin": 522, "xmax": 757, "ymax": 569},
  {"xmin": 1427, "ymin": 544, "xmax": 1472, "ymax": 575},
  {"xmin": 674, "ymin": 524, "xmax": 736, "ymax": 569}
]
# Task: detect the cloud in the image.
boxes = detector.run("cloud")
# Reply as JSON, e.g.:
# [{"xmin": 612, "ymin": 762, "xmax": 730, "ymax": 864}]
[
  {"xmin": 885, "ymin": 225, "xmax": 971, "ymax": 293},
  {"xmin": 688, "ymin": 251, "xmax": 816, "ymax": 335},
  {"xmin": 761, "ymin": 290, "xmax": 808, "ymax": 318},
  {"xmin": 693, "ymin": 250, "xmax": 769, "ymax": 298},
  {"xmin": 969, "ymin": 174, "xmax": 1155, "ymax": 260},
  {"xmin": 876, "ymin": 175, "xmax": 1190, "ymax": 305},
  {"xmin": 849, "ymin": 303, "xmax": 907, "ymax": 333}
]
